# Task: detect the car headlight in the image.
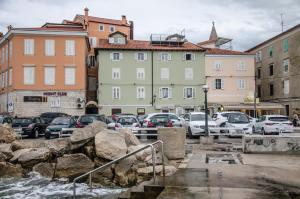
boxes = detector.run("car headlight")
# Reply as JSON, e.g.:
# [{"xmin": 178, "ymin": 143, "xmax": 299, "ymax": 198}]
[{"xmin": 46, "ymin": 128, "xmax": 50, "ymax": 132}]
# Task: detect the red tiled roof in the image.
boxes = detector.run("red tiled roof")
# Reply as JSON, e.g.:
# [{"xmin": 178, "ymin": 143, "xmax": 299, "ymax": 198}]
[
  {"xmin": 12, "ymin": 26, "xmax": 86, "ymax": 32},
  {"xmin": 205, "ymin": 48, "xmax": 254, "ymax": 55},
  {"xmin": 97, "ymin": 39, "xmax": 204, "ymax": 51},
  {"xmin": 76, "ymin": 15, "xmax": 130, "ymax": 26}
]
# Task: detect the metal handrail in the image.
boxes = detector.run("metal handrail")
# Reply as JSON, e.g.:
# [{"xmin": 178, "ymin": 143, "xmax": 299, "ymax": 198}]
[{"xmin": 72, "ymin": 140, "xmax": 165, "ymax": 198}]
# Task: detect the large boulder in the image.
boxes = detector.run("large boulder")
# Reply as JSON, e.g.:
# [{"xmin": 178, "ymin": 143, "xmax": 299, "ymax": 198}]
[
  {"xmin": 10, "ymin": 148, "xmax": 33, "ymax": 163},
  {"xmin": 0, "ymin": 162, "xmax": 23, "ymax": 177},
  {"xmin": 118, "ymin": 129, "xmax": 140, "ymax": 147},
  {"xmin": 128, "ymin": 144, "xmax": 153, "ymax": 161},
  {"xmin": 33, "ymin": 162, "xmax": 55, "ymax": 178},
  {"xmin": 114, "ymin": 156, "xmax": 137, "ymax": 186},
  {"xmin": 18, "ymin": 147, "xmax": 51, "ymax": 167},
  {"xmin": 55, "ymin": 153, "xmax": 94, "ymax": 179},
  {"xmin": 0, "ymin": 152, "xmax": 7, "ymax": 162},
  {"xmin": 0, "ymin": 143, "xmax": 13, "ymax": 159},
  {"xmin": 95, "ymin": 129, "xmax": 127, "ymax": 160},
  {"xmin": 0, "ymin": 125, "xmax": 18, "ymax": 143},
  {"xmin": 70, "ymin": 121, "xmax": 107, "ymax": 149}
]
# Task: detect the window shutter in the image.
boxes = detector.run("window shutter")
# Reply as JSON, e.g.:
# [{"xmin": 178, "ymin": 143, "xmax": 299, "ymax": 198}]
[
  {"xmin": 119, "ymin": 53, "xmax": 123, "ymax": 60},
  {"xmin": 144, "ymin": 53, "xmax": 147, "ymax": 60},
  {"xmin": 168, "ymin": 53, "xmax": 172, "ymax": 61},
  {"xmin": 221, "ymin": 79, "xmax": 224, "ymax": 89},
  {"xmin": 159, "ymin": 88, "xmax": 162, "ymax": 98},
  {"xmin": 168, "ymin": 88, "xmax": 172, "ymax": 98},
  {"xmin": 183, "ymin": 53, "xmax": 186, "ymax": 61},
  {"xmin": 65, "ymin": 67, "xmax": 75, "ymax": 85},
  {"xmin": 183, "ymin": 88, "xmax": 187, "ymax": 98},
  {"xmin": 44, "ymin": 67, "xmax": 55, "ymax": 85},
  {"xmin": 136, "ymin": 87, "xmax": 139, "ymax": 99},
  {"xmin": 134, "ymin": 53, "xmax": 138, "ymax": 60},
  {"xmin": 192, "ymin": 88, "xmax": 196, "ymax": 98}
]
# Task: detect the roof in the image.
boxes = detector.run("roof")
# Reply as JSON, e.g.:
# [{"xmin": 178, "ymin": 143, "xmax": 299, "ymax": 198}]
[
  {"xmin": 247, "ymin": 23, "xmax": 300, "ymax": 52},
  {"xmin": 11, "ymin": 26, "xmax": 85, "ymax": 32},
  {"xmin": 109, "ymin": 31, "xmax": 127, "ymax": 37},
  {"xmin": 75, "ymin": 14, "xmax": 130, "ymax": 26},
  {"xmin": 97, "ymin": 39, "xmax": 205, "ymax": 51},
  {"xmin": 205, "ymin": 48, "xmax": 254, "ymax": 55}
]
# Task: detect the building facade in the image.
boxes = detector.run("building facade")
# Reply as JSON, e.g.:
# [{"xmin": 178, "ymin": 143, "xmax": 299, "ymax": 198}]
[
  {"xmin": 0, "ymin": 25, "xmax": 88, "ymax": 116},
  {"xmin": 97, "ymin": 33, "xmax": 205, "ymax": 115},
  {"xmin": 247, "ymin": 24, "xmax": 300, "ymax": 117}
]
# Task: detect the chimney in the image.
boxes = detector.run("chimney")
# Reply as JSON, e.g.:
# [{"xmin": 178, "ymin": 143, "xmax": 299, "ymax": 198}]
[
  {"xmin": 84, "ymin": 7, "xmax": 89, "ymax": 30},
  {"xmin": 121, "ymin": 15, "xmax": 127, "ymax": 24},
  {"xmin": 129, "ymin": 21, "xmax": 134, "ymax": 40}
]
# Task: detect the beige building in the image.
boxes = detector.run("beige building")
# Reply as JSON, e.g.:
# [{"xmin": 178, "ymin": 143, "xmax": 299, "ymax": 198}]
[{"xmin": 247, "ymin": 24, "xmax": 300, "ymax": 117}]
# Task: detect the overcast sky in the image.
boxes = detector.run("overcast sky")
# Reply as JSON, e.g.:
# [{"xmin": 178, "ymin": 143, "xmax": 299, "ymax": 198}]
[{"xmin": 0, "ymin": 0, "xmax": 300, "ymax": 51}]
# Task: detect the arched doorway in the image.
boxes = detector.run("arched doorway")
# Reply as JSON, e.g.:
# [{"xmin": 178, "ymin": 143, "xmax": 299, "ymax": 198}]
[{"xmin": 85, "ymin": 101, "xmax": 99, "ymax": 114}]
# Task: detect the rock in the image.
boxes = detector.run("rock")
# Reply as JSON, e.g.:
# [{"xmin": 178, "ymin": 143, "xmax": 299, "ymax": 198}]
[
  {"xmin": 0, "ymin": 125, "xmax": 18, "ymax": 143},
  {"xmin": 33, "ymin": 162, "xmax": 54, "ymax": 178},
  {"xmin": 145, "ymin": 152, "xmax": 169, "ymax": 165},
  {"xmin": 0, "ymin": 162, "xmax": 23, "ymax": 178},
  {"xmin": 18, "ymin": 147, "xmax": 51, "ymax": 167},
  {"xmin": 83, "ymin": 145, "xmax": 95, "ymax": 160},
  {"xmin": 137, "ymin": 165, "xmax": 176, "ymax": 176},
  {"xmin": 55, "ymin": 153, "xmax": 94, "ymax": 179},
  {"xmin": 92, "ymin": 157, "xmax": 114, "ymax": 186},
  {"xmin": 70, "ymin": 121, "xmax": 107, "ymax": 149},
  {"xmin": 114, "ymin": 156, "xmax": 137, "ymax": 186},
  {"xmin": 95, "ymin": 129, "xmax": 127, "ymax": 160},
  {"xmin": 0, "ymin": 143, "xmax": 13, "ymax": 159},
  {"xmin": 118, "ymin": 129, "xmax": 140, "ymax": 147},
  {"xmin": 128, "ymin": 144, "xmax": 153, "ymax": 161},
  {"xmin": 0, "ymin": 152, "xmax": 7, "ymax": 162},
  {"xmin": 10, "ymin": 148, "xmax": 32, "ymax": 163}
]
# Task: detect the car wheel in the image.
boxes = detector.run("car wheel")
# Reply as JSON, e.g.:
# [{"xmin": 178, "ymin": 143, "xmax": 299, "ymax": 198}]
[
  {"xmin": 188, "ymin": 127, "xmax": 194, "ymax": 139},
  {"xmin": 261, "ymin": 128, "xmax": 265, "ymax": 135},
  {"xmin": 33, "ymin": 128, "xmax": 39, "ymax": 138},
  {"xmin": 220, "ymin": 123, "xmax": 226, "ymax": 133}
]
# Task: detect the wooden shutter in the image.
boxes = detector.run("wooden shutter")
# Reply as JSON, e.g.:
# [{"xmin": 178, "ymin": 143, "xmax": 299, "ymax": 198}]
[{"xmin": 168, "ymin": 88, "xmax": 172, "ymax": 98}]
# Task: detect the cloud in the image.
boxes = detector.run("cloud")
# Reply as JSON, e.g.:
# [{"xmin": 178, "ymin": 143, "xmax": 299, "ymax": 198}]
[{"xmin": 0, "ymin": 0, "xmax": 299, "ymax": 51}]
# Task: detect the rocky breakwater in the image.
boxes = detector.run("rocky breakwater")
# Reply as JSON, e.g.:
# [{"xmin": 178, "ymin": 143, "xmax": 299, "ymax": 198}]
[{"xmin": 0, "ymin": 122, "xmax": 177, "ymax": 188}]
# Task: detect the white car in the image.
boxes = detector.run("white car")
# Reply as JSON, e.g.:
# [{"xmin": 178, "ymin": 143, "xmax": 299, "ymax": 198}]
[
  {"xmin": 212, "ymin": 111, "xmax": 244, "ymax": 127},
  {"xmin": 182, "ymin": 112, "xmax": 217, "ymax": 138},
  {"xmin": 254, "ymin": 115, "xmax": 293, "ymax": 134},
  {"xmin": 225, "ymin": 113, "xmax": 253, "ymax": 136},
  {"xmin": 142, "ymin": 113, "xmax": 183, "ymax": 128},
  {"xmin": 108, "ymin": 115, "xmax": 140, "ymax": 133}
]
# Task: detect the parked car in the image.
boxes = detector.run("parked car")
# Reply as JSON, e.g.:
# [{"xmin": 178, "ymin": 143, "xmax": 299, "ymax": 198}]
[
  {"xmin": 40, "ymin": 112, "xmax": 69, "ymax": 124},
  {"xmin": 212, "ymin": 111, "xmax": 244, "ymax": 127},
  {"xmin": 12, "ymin": 117, "xmax": 47, "ymax": 138},
  {"xmin": 253, "ymin": 115, "xmax": 293, "ymax": 134},
  {"xmin": 137, "ymin": 115, "xmax": 147, "ymax": 126},
  {"xmin": 142, "ymin": 113, "xmax": 183, "ymax": 128},
  {"xmin": 45, "ymin": 117, "xmax": 76, "ymax": 139},
  {"xmin": 225, "ymin": 113, "xmax": 253, "ymax": 136},
  {"xmin": 108, "ymin": 115, "xmax": 140, "ymax": 133},
  {"xmin": 76, "ymin": 114, "xmax": 108, "ymax": 128},
  {"xmin": 182, "ymin": 112, "xmax": 217, "ymax": 138},
  {"xmin": 0, "ymin": 115, "xmax": 13, "ymax": 126}
]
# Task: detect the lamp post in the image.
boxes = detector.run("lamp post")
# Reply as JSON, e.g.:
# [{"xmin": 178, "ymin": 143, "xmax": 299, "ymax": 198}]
[{"xmin": 202, "ymin": 85, "xmax": 209, "ymax": 137}]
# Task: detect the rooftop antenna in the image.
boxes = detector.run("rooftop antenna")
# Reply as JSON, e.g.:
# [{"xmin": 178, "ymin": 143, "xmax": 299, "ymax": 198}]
[{"xmin": 280, "ymin": 13, "xmax": 284, "ymax": 32}]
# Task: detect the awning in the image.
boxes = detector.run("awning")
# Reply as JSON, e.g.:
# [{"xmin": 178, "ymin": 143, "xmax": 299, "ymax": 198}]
[{"xmin": 86, "ymin": 101, "xmax": 98, "ymax": 107}]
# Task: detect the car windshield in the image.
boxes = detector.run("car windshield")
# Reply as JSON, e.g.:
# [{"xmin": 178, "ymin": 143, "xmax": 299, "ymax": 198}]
[
  {"xmin": 228, "ymin": 114, "xmax": 249, "ymax": 124},
  {"xmin": 13, "ymin": 118, "xmax": 33, "ymax": 124},
  {"xmin": 117, "ymin": 117, "xmax": 137, "ymax": 125},
  {"xmin": 51, "ymin": 117, "xmax": 70, "ymax": 125},
  {"xmin": 191, "ymin": 114, "xmax": 212, "ymax": 121},
  {"xmin": 269, "ymin": 117, "xmax": 289, "ymax": 122}
]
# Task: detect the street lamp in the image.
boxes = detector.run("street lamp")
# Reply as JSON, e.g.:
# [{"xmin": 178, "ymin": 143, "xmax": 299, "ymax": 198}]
[{"xmin": 202, "ymin": 85, "xmax": 209, "ymax": 137}]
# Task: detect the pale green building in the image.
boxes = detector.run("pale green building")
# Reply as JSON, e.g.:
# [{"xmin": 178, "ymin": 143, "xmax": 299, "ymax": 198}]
[{"xmin": 96, "ymin": 32, "xmax": 206, "ymax": 115}]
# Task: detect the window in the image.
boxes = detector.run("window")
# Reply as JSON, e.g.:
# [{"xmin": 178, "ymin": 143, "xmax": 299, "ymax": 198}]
[
  {"xmin": 159, "ymin": 87, "xmax": 171, "ymax": 99},
  {"xmin": 50, "ymin": 97, "xmax": 61, "ymax": 108},
  {"xmin": 135, "ymin": 52, "xmax": 147, "ymax": 61},
  {"xmin": 184, "ymin": 53, "xmax": 194, "ymax": 61},
  {"xmin": 88, "ymin": 55, "xmax": 96, "ymax": 67},
  {"xmin": 160, "ymin": 52, "xmax": 171, "ymax": 61},
  {"xmin": 269, "ymin": 83, "xmax": 274, "ymax": 96},
  {"xmin": 1, "ymin": 48, "xmax": 4, "ymax": 63},
  {"xmin": 89, "ymin": 37, "xmax": 97, "ymax": 48},
  {"xmin": 268, "ymin": 46, "xmax": 273, "ymax": 57},
  {"xmin": 110, "ymin": 52, "xmax": 122, "ymax": 61},
  {"xmin": 112, "ymin": 68, "xmax": 120, "ymax": 79},
  {"xmin": 44, "ymin": 40, "xmax": 55, "ymax": 56},
  {"xmin": 112, "ymin": 87, "xmax": 120, "ymax": 99},
  {"xmin": 109, "ymin": 26, "xmax": 115, "ymax": 33},
  {"xmin": 214, "ymin": 79, "xmax": 224, "ymax": 89},
  {"xmin": 214, "ymin": 62, "xmax": 221, "ymax": 71},
  {"xmin": 269, "ymin": 64, "xmax": 274, "ymax": 76},
  {"xmin": 4, "ymin": 71, "xmax": 7, "ymax": 87},
  {"xmin": 65, "ymin": 67, "xmax": 75, "ymax": 85},
  {"xmin": 283, "ymin": 80, "xmax": 289, "ymax": 95},
  {"xmin": 283, "ymin": 59, "xmax": 289, "ymax": 73},
  {"xmin": 24, "ymin": 39, "xmax": 34, "ymax": 55},
  {"xmin": 257, "ymin": 85, "xmax": 261, "ymax": 98},
  {"xmin": 255, "ymin": 51, "xmax": 262, "ymax": 62},
  {"xmin": 9, "ymin": 68, "xmax": 12, "ymax": 86},
  {"xmin": 185, "ymin": 68, "xmax": 193, "ymax": 80},
  {"xmin": 99, "ymin": 24, "xmax": 104, "ymax": 31},
  {"xmin": 183, "ymin": 87, "xmax": 195, "ymax": 99},
  {"xmin": 238, "ymin": 79, "xmax": 246, "ymax": 89},
  {"xmin": 137, "ymin": 87, "xmax": 145, "ymax": 99},
  {"xmin": 65, "ymin": 40, "xmax": 75, "ymax": 56},
  {"xmin": 257, "ymin": 68, "xmax": 261, "ymax": 79},
  {"xmin": 136, "ymin": 68, "xmax": 145, "ymax": 80},
  {"xmin": 23, "ymin": 66, "xmax": 35, "ymax": 85},
  {"xmin": 283, "ymin": 38, "xmax": 288, "ymax": 52},
  {"xmin": 237, "ymin": 61, "xmax": 246, "ymax": 71},
  {"xmin": 44, "ymin": 67, "xmax": 55, "ymax": 85},
  {"xmin": 160, "ymin": 68, "xmax": 169, "ymax": 80}
]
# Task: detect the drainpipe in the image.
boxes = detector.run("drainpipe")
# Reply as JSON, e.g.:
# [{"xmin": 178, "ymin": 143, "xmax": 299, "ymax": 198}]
[
  {"xmin": 5, "ymin": 37, "xmax": 10, "ymax": 114},
  {"xmin": 151, "ymin": 51, "xmax": 154, "ymax": 106}
]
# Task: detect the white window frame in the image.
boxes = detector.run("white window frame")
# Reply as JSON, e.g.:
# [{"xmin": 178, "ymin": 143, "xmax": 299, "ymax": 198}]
[
  {"xmin": 112, "ymin": 87, "xmax": 121, "ymax": 99},
  {"xmin": 283, "ymin": 79, "xmax": 289, "ymax": 95},
  {"xmin": 99, "ymin": 24, "xmax": 104, "ymax": 31},
  {"xmin": 136, "ymin": 68, "xmax": 145, "ymax": 80},
  {"xmin": 183, "ymin": 87, "xmax": 195, "ymax": 99},
  {"xmin": 160, "ymin": 68, "xmax": 169, "ymax": 80},
  {"xmin": 65, "ymin": 40, "xmax": 75, "ymax": 56},
  {"xmin": 183, "ymin": 52, "xmax": 195, "ymax": 61},
  {"xmin": 214, "ymin": 79, "xmax": 224, "ymax": 90},
  {"xmin": 237, "ymin": 61, "xmax": 246, "ymax": 71},
  {"xmin": 50, "ymin": 96, "xmax": 61, "ymax": 108},
  {"xmin": 160, "ymin": 52, "xmax": 171, "ymax": 61},
  {"xmin": 238, "ymin": 79, "xmax": 246, "ymax": 89},
  {"xmin": 185, "ymin": 68, "xmax": 193, "ymax": 80},
  {"xmin": 24, "ymin": 39, "xmax": 34, "ymax": 55},
  {"xmin": 159, "ymin": 87, "xmax": 172, "ymax": 99},
  {"xmin": 109, "ymin": 25, "xmax": 115, "ymax": 33},
  {"xmin": 44, "ymin": 66, "xmax": 56, "ymax": 85},
  {"xmin": 283, "ymin": 59, "xmax": 289, "ymax": 73},
  {"xmin": 45, "ymin": 39, "xmax": 55, "ymax": 56},
  {"xmin": 136, "ymin": 87, "xmax": 145, "ymax": 99},
  {"xmin": 135, "ymin": 52, "xmax": 147, "ymax": 61},
  {"xmin": 112, "ymin": 68, "xmax": 120, "ymax": 80},
  {"xmin": 23, "ymin": 66, "xmax": 35, "ymax": 85},
  {"xmin": 110, "ymin": 52, "xmax": 122, "ymax": 61},
  {"xmin": 214, "ymin": 62, "xmax": 222, "ymax": 71},
  {"xmin": 64, "ymin": 67, "xmax": 76, "ymax": 85}
]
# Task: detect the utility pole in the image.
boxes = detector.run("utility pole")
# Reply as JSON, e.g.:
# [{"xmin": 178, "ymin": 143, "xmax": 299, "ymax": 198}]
[{"xmin": 280, "ymin": 13, "xmax": 284, "ymax": 32}]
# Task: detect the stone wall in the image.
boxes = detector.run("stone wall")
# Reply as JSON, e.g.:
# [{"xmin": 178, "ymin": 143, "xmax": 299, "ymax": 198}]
[{"xmin": 243, "ymin": 135, "xmax": 300, "ymax": 154}]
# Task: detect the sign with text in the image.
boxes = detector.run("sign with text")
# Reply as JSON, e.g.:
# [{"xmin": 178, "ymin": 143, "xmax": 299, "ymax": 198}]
[{"xmin": 43, "ymin": 92, "xmax": 67, "ymax": 96}]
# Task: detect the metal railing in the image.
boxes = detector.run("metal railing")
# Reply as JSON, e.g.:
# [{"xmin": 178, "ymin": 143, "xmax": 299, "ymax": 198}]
[{"xmin": 72, "ymin": 140, "xmax": 165, "ymax": 198}]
